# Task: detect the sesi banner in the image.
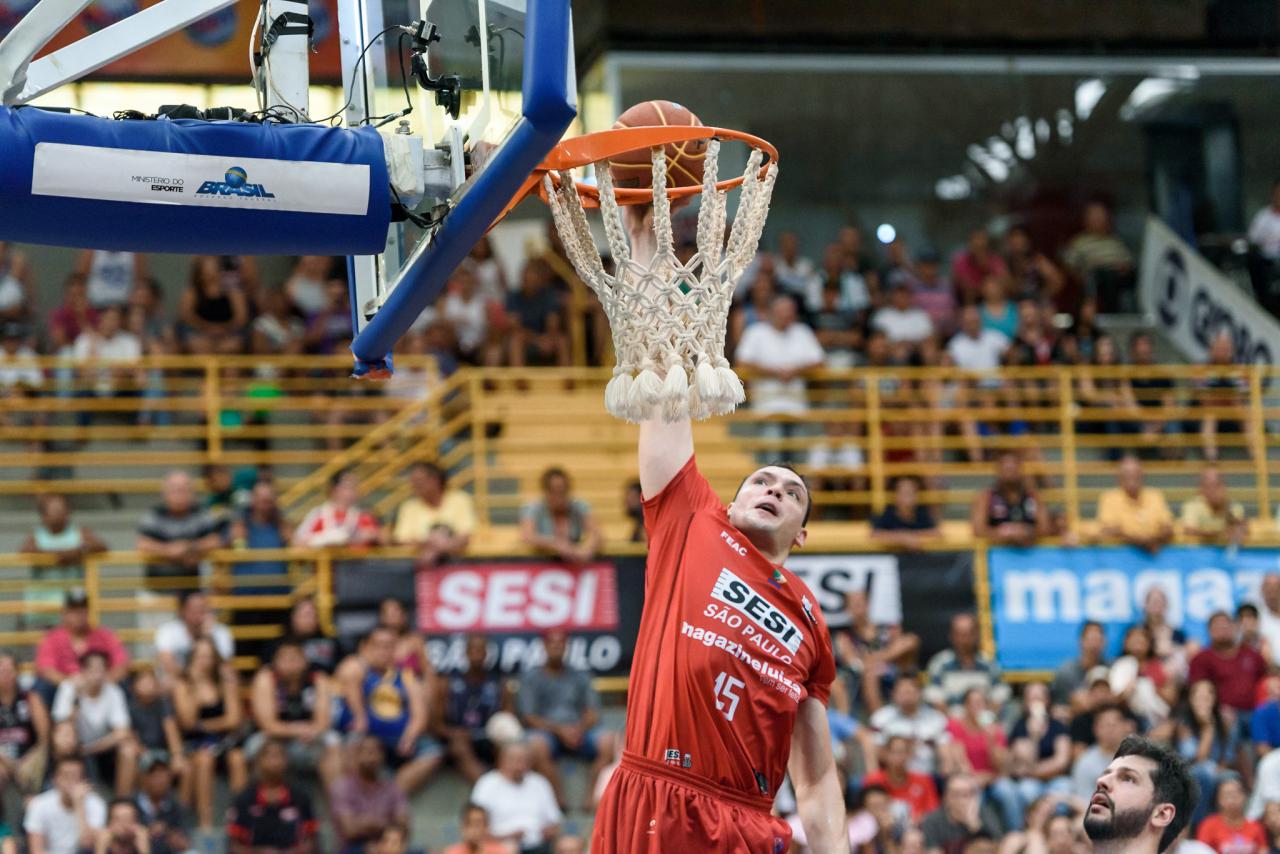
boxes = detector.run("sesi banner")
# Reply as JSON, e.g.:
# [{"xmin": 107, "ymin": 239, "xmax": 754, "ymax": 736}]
[
  {"xmin": 417, "ymin": 562, "xmax": 621, "ymax": 633},
  {"xmin": 990, "ymin": 545, "xmax": 1278, "ymax": 671}
]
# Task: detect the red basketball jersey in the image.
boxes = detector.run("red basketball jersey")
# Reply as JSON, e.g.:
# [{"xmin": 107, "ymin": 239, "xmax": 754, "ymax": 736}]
[{"xmin": 624, "ymin": 456, "xmax": 836, "ymax": 800}]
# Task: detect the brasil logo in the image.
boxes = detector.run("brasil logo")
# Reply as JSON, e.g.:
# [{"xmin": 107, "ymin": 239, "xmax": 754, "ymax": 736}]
[{"xmin": 196, "ymin": 166, "xmax": 276, "ymax": 199}]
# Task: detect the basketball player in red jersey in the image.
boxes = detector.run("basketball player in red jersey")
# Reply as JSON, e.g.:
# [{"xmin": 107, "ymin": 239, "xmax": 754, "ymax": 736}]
[{"xmin": 590, "ymin": 211, "xmax": 848, "ymax": 853}]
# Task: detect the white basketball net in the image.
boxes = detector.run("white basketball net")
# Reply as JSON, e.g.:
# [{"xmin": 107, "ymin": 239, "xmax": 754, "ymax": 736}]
[{"xmin": 543, "ymin": 140, "xmax": 778, "ymax": 422}]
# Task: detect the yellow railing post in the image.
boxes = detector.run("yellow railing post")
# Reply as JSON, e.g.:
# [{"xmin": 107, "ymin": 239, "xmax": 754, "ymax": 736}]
[
  {"xmin": 469, "ymin": 373, "xmax": 490, "ymax": 527},
  {"xmin": 867, "ymin": 375, "xmax": 885, "ymax": 513},
  {"xmin": 205, "ymin": 361, "xmax": 222, "ymax": 461},
  {"xmin": 1058, "ymin": 368, "xmax": 1080, "ymax": 531},
  {"xmin": 973, "ymin": 541, "xmax": 996, "ymax": 660},
  {"xmin": 316, "ymin": 551, "xmax": 336, "ymax": 636},
  {"xmin": 1250, "ymin": 365, "xmax": 1271, "ymax": 524}
]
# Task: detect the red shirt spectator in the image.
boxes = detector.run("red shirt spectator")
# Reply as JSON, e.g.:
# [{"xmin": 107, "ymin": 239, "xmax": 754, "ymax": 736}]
[
  {"xmin": 292, "ymin": 471, "xmax": 380, "ymax": 548},
  {"xmin": 863, "ymin": 768, "xmax": 939, "ymax": 822},
  {"xmin": 951, "ymin": 230, "xmax": 1009, "ymax": 305},
  {"xmin": 945, "ymin": 717, "xmax": 1007, "ymax": 775},
  {"xmin": 1196, "ymin": 776, "xmax": 1266, "ymax": 854},
  {"xmin": 48, "ymin": 275, "xmax": 99, "ymax": 351},
  {"xmin": 34, "ymin": 591, "xmax": 130, "ymax": 685},
  {"xmin": 1189, "ymin": 612, "xmax": 1266, "ymax": 712}
]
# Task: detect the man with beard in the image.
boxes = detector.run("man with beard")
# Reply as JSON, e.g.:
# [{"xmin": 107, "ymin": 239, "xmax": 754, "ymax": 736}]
[{"xmin": 1084, "ymin": 735, "xmax": 1196, "ymax": 854}]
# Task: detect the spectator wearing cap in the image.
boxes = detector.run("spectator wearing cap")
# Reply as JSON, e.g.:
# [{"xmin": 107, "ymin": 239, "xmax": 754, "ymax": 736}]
[
  {"xmin": 135, "ymin": 753, "xmax": 191, "ymax": 854},
  {"xmin": 924, "ymin": 613, "xmax": 1009, "ymax": 714},
  {"xmin": 153, "ymin": 591, "xmax": 234, "ymax": 688},
  {"xmin": 35, "ymin": 591, "xmax": 130, "ymax": 694},
  {"xmin": 0, "ymin": 648, "xmax": 49, "ymax": 797},
  {"xmin": 441, "ymin": 803, "xmax": 510, "ymax": 854},
  {"xmin": 389, "ymin": 462, "xmax": 476, "ymax": 565},
  {"xmin": 24, "ymin": 755, "xmax": 106, "ymax": 854},
  {"xmin": 1050, "ymin": 622, "xmax": 1108, "ymax": 711},
  {"xmin": 872, "ymin": 283, "xmax": 935, "ymax": 347},
  {"xmin": 292, "ymin": 470, "xmax": 380, "ymax": 548},
  {"xmin": 136, "ymin": 470, "xmax": 228, "ymax": 593},
  {"xmin": 227, "ymin": 739, "xmax": 317, "ymax": 854},
  {"xmin": 1096, "ymin": 454, "xmax": 1174, "ymax": 554},
  {"xmin": 21, "ymin": 495, "xmax": 107, "ymax": 629},
  {"xmin": 920, "ymin": 773, "xmax": 1004, "ymax": 854},
  {"xmin": 51, "ymin": 651, "xmax": 136, "ymax": 794},
  {"xmin": 328, "ymin": 736, "xmax": 408, "ymax": 854}
]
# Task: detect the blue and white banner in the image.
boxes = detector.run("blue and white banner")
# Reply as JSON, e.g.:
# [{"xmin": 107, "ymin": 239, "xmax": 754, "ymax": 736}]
[{"xmin": 990, "ymin": 545, "xmax": 1280, "ymax": 671}]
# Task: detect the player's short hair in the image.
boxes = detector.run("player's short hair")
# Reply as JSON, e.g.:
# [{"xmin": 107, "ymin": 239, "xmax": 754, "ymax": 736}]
[
  {"xmin": 1112, "ymin": 735, "xmax": 1196, "ymax": 853},
  {"xmin": 735, "ymin": 463, "xmax": 812, "ymax": 526}
]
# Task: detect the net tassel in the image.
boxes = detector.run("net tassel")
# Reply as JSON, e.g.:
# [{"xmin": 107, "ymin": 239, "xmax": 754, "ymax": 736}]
[
  {"xmin": 714, "ymin": 358, "xmax": 745, "ymax": 412},
  {"xmin": 630, "ymin": 360, "xmax": 664, "ymax": 418},
  {"xmin": 660, "ymin": 360, "xmax": 689, "ymax": 422},
  {"xmin": 694, "ymin": 359, "xmax": 719, "ymax": 405},
  {"xmin": 604, "ymin": 370, "xmax": 635, "ymax": 422}
]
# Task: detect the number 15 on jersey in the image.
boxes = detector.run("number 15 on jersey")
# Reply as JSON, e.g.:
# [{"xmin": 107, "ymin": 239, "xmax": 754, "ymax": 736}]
[{"xmin": 713, "ymin": 671, "xmax": 746, "ymax": 722}]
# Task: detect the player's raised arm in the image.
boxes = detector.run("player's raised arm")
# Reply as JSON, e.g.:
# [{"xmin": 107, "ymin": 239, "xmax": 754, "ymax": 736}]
[{"xmin": 626, "ymin": 205, "xmax": 695, "ymax": 498}]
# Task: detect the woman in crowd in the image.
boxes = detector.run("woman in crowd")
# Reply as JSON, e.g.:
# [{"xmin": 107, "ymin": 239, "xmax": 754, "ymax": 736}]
[
  {"xmin": 946, "ymin": 687, "xmax": 1022, "ymax": 832},
  {"xmin": 1197, "ymin": 774, "xmax": 1267, "ymax": 853},
  {"xmin": 283, "ymin": 596, "xmax": 342, "ymax": 676},
  {"xmin": 1007, "ymin": 682, "xmax": 1073, "ymax": 808},
  {"xmin": 179, "ymin": 256, "xmax": 248, "ymax": 355},
  {"xmin": 1177, "ymin": 679, "xmax": 1239, "ymax": 827},
  {"xmin": 173, "ymin": 637, "xmax": 246, "ymax": 831}
]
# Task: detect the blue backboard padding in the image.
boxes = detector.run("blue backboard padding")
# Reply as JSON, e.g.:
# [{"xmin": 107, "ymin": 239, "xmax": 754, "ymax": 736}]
[
  {"xmin": 350, "ymin": 0, "xmax": 576, "ymax": 365},
  {"xmin": 0, "ymin": 107, "xmax": 391, "ymax": 255}
]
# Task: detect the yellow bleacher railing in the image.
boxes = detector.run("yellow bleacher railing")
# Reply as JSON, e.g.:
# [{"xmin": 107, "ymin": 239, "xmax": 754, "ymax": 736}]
[{"xmin": 0, "ymin": 357, "xmax": 1274, "ymax": 530}]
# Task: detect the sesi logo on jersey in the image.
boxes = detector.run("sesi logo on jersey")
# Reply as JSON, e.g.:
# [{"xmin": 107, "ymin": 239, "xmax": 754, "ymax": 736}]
[{"xmin": 710, "ymin": 568, "xmax": 804, "ymax": 654}]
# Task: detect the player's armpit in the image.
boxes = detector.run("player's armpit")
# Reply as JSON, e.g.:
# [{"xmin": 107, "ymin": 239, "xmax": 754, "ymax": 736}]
[{"xmin": 789, "ymin": 698, "xmax": 850, "ymax": 854}]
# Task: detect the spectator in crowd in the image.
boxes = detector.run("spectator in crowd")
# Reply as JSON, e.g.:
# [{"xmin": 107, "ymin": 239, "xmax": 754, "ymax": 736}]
[
  {"xmin": 870, "ymin": 476, "xmax": 941, "ymax": 551},
  {"xmin": 177, "ymin": 256, "xmax": 248, "ymax": 356},
  {"xmin": 1176, "ymin": 679, "xmax": 1238, "ymax": 825},
  {"xmin": 978, "ymin": 276, "xmax": 1018, "ymax": 340},
  {"xmin": 1110, "ymin": 624, "xmax": 1177, "ymax": 729},
  {"xmin": 136, "ymin": 471, "xmax": 228, "ymax": 593},
  {"xmin": 833, "ymin": 589, "xmax": 920, "ymax": 716},
  {"xmin": 51, "ymin": 651, "xmax": 136, "ymax": 794},
  {"xmin": 947, "ymin": 306, "xmax": 1009, "ymax": 461},
  {"xmin": 173, "ymin": 637, "xmax": 246, "ymax": 831},
  {"xmin": 377, "ymin": 598, "xmax": 433, "ymax": 690},
  {"xmin": 519, "ymin": 468, "xmax": 603, "ymax": 565},
  {"xmin": 0, "ymin": 649, "xmax": 49, "ymax": 797},
  {"xmin": 1135, "ymin": 585, "xmax": 1192, "ymax": 678},
  {"xmin": 0, "ymin": 322, "xmax": 44, "ymax": 420},
  {"xmin": 292, "ymin": 470, "xmax": 380, "ymax": 548},
  {"xmin": 837, "ymin": 225, "xmax": 882, "ymax": 303},
  {"xmin": 282, "ymin": 597, "xmax": 341, "ymax": 676},
  {"xmin": 441, "ymin": 803, "xmax": 512, "ymax": 854},
  {"xmin": 907, "ymin": 249, "xmax": 957, "ymax": 338},
  {"xmin": 284, "ymin": 256, "xmax": 333, "ymax": 318},
  {"xmin": 0, "ymin": 243, "xmax": 32, "ymax": 324},
  {"xmin": 302, "ymin": 279, "xmax": 354, "ymax": 356},
  {"xmin": 771, "ymin": 231, "xmax": 818, "ymax": 298},
  {"xmin": 329, "ymin": 736, "xmax": 408, "ymax": 854},
  {"xmin": 872, "ymin": 282, "xmax": 934, "ymax": 346},
  {"xmin": 433, "ymin": 634, "xmax": 509, "ymax": 784},
  {"xmin": 1062, "ymin": 201, "xmax": 1134, "ymax": 297},
  {"xmin": 389, "ymin": 461, "xmax": 476, "ymax": 565},
  {"xmin": 921, "ymin": 773, "xmax": 1004, "ymax": 853},
  {"xmin": 925, "ymin": 613, "xmax": 1009, "ymax": 713},
  {"xmin": 1068, "ymin": 669, "xmax": 1134, "ymax": 755},
  {"xmin": 869, "ymin": 675, "xmax": 950, "ymax": 776},
  {"xmin": 623, "ymin": 480, "xmax": 645, "ymax": 543},
  {"xmin": 1096, "ymin": 454, "xmax": 1174, "ymax": 554},
  {"xmin": 134, "ymin": 754, "xmax": 191, "ymax": 854},
  {"xmin": 470, "ymin": 741, "xmax": 562, "ymax": 854},
  {"xmin": 72, "ymin": 305, "xmax": 143, "ymax": 407},
  {"xmin": 1238, "ymin": 603, "xmax": 1264, "ymax": 655},
  {"xmin": 1181, "ymin": 468, "xmax": 1247, "ymax": 545},
  {"xmin": 734, "ymin": 294, "xmax": 825, "ymax": 457},
  {"xmin": 519, "ymin": 629, "xmax": 614, "ymax": 808},
  {"xmin": 250, "ymin": 288, "xmax": 306, "ymax": 357},
  {"xmin": 1248, "ymin": 179, "xmax": 1280, "ymax": 264},
  {"xmin": 125, "ymin": 665, "xmax": 182, "ymax": 778},
  {"xmin": 335, "ymin": 625, "xmax": 440, "ymax": 794},
  {"xmin": 227, "ymin": 739, "xmax": 317, "ymax": 854},
  {"xmin": 22, "ymin": 495, "xmax": 107, "ymax": 628},
  {"xmin": 89, "ymin": 798, "xmax": 149, "ymax": 854},
  {"xmin": 862, "ymin": 734, "xmax": 940, "ymax": 822},
  {"xmin": 248, "ymin": 640, "xmax": 339, "ymax": 785},
  {"xmin": 1127, "ymin": 331, "xmax": 1178, "ymax": 452},
  {"xmin": 75, "ymin": 250, "xmax": 147, "ymax": 311},
  {"xmin": 1071, "ymin": 704, "xmax": 1131, "ymax": 800},
  {"xmin": 970, "ymin": 451, "xmax": 1049, "ymax": 546},
  {"xmin": 227, "ymin": 479, "xmax": 292, "ymax": 601},
  {"xmin": 368, "ymin": 825, "xmax": 417, "ymax": 854},
  {"xmin": 48, "ymin": 274, "xmax": 99, "ymax": 352},
  {"xmin": 154, "ymin": 591, "xmax": 234, "ymax": 686},
  {"xmin": 808, "ymin": 279, "xmax": 862, "ymax": 368},
  {"xmin": 951, "ymin": 230, "xmax": 1009, "ymax": 306},
  {"xmin": 1003, "ymin": 225, "xmax": 1066, "ymax": 304},
  {"xmin": 506, "ymin": 258, "xmax": 569, "ymax": 368},
  {"xmin": 436, "ymin": 264, "xmax": 500, "ymax": 366},
  {"xmin": 126, "ymin": 279, "xmax": 176, "ymax": 357},
  {"xmin": 1190, "ymin": 612, "xmax": 1266, "ymax": 722},
  {"xmin": 1051, "ymin": 622, "xmax": 1109, "ymax": 710},
  {"xmin": 946, "ymin": 687, "xmax": 1023, "ymax": 831},
  {"xmin": 808, "ymin": 242, "xmax": 872, "ymax": 320},
  {"xmin": 1007, "ymin": 682, "xmax": 1073, "ymax": 805},
  {"xmin": 1197, "ymin": 774, "xmax": 1266, "ymax": 854},
  {"xmin": 24, "ymin": 756, "xmax": 106, "ymax": 854},
  {"xmin": 1078, "ymin": 335, "xmax": 1138, "ymax": 458},
  {"xmin": 1198, "ymin": 329, "xmax": 1253, "ymax": 463},
  {"xmin": 35, "ymin": 591, "xmax": 130, "ymax": 692}
]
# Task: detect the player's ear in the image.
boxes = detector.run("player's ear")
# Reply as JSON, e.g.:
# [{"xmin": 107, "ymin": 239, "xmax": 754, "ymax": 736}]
[
  {"xmin": 1150, "ymin": 802, "xmax": 1175, "ymax": 830},
  {"xmin": 792, "ymin": 527, "xmax": 807, "ymax": 550}
]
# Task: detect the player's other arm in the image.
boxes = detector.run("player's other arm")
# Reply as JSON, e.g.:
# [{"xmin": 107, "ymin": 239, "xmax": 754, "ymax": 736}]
[{"xmin": 789, "ymin": 697, "xmax": 850, "ymax": 854}]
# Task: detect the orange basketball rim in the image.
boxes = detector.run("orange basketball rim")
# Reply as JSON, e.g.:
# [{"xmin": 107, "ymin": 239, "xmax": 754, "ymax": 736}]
[{"xmin": 493, "ymin": 125, "xmax": 779, "ymax": 225}]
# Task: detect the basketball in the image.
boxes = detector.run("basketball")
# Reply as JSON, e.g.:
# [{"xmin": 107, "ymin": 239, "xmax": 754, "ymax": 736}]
[{"xmin": 608, "ymin": 100, "xmax": 708, "ymax": 194}]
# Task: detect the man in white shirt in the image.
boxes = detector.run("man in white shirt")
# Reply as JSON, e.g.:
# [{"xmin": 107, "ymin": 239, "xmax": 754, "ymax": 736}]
[
  {"xmin": 1257, "ymin": 574, "xmax": 1280, "ymax": 663},
  {"xmin": 51, "ymin": 650, "xmax": 136, "ymax": 793},
  {"xmin": 470, "ymin": 741, "xmax": 562, "ymax": 853},
  {"xmin": 1249, "ymin": 180, "xmax": 1280, "ymax": 261},
  {"xmin": 154, "ymin": 590, "xmax": 234, "ymax": 685},
  {"xmin": 872, "ymin": 283, "xmax": 935, "ymax": 346},
  {"xmin": 735, "ymin": 294, "xmax": 825, "ymax": 415},
  {"xmin": 946, "ymin": 305, "xmax": 1009, "ymax": 371},
  {"xmin": 25, "ymin": 755, "xmax": 107, "ymax": 854},
  {"xmin": 72, "ymin": 306, "xmax": 142, "ymax": 398},
  {"xmin": 868, "ymin": 677, "xmax": 950, "ymax": 776}
]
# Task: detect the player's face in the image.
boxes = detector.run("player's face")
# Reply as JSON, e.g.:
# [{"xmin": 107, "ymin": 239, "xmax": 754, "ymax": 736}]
[
  {"xmin": 1085, "ymin": 755, "xmax": 1171, "ymax": 846},
  {"xmin": 728, "ymin": 466, "xmax": 808, "ymax": 548}
]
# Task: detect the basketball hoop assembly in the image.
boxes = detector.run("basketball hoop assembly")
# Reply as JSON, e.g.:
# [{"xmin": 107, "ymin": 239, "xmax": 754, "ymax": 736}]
[{"xmin": 523, "ymin": 125, "xmax": 779, "ymax": 423}]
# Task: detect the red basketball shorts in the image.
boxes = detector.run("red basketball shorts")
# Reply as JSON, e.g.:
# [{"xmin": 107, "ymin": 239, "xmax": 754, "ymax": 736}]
[{"xmin": 590, "ymin": 752, "xmax": 792, "ymax": 853}]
